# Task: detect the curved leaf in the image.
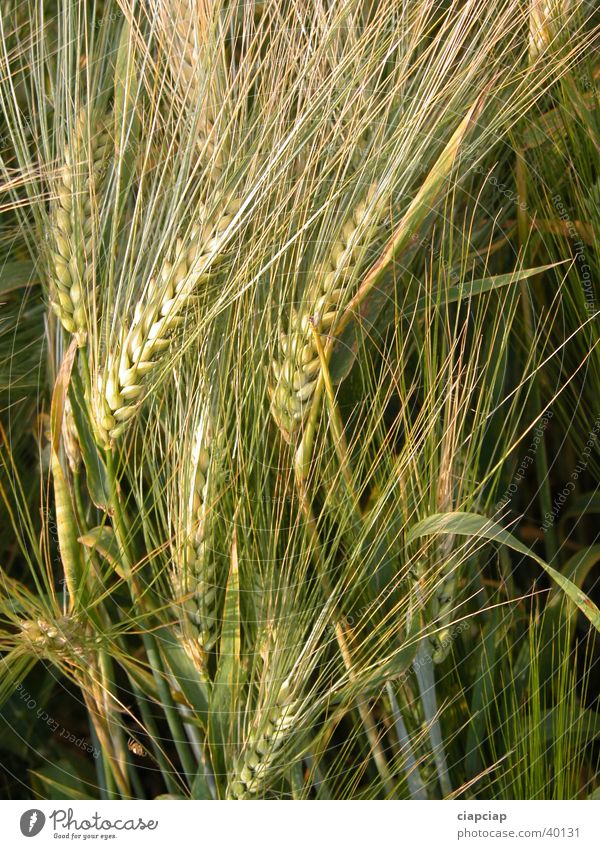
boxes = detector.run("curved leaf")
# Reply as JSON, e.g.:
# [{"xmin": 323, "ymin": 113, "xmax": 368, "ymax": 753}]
[
  {"xmin": 331, "ymin": 263, "xmax": 562, "ymax": 385},
  {"xmin": 407, "ymin": 511, "xmax": 600, "ymax": 633}
]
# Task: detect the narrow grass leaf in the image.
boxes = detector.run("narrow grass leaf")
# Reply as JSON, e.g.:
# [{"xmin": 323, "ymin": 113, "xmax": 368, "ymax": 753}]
[{"xmin": 408, "ymin": 512, "xmax": 600, "ymax": 633}]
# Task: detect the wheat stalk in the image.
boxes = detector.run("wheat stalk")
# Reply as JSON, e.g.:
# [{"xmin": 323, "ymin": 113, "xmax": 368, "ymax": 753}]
[
  {"xmin": 47, "ymin": 110, "xmax": 111, "ymax": 344},
  {"xmin": 269, "ymin": 185, "xmax": 379, "ymax": 442},
  {"xmin": 92, "ymin": 195, "xmax": 241, "ymax": 446},
  {"xmin": 228, "ymin": 679, "xmax": 297, "ymax": 799}
]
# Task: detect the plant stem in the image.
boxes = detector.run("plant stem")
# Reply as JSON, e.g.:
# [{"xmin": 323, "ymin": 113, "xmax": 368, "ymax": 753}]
[
  {"xmin": 141, "ymin": 631, "xmax": 198, "ymax": 781},
  {"xmin": 130, "ymin": 679, "xmax": 183, "ymax": 796},
  {"xmin": 413, "ymin": 638, "xmax": 452, "ymax": 797},
  {"xmin": 386, "ymin": 682, "xmax": 428, "ymax": 799},
  {"xmin": 89, "ymin": 719, "xmax": 110, "ymax": 800},
  {"xmin": 104, "ymin": 448, "xmax": 133, "ymax": 580},
  {"xmin": 294, "ymin": 475, "xmax": 396, "ymax": 796},
  {"xmin": 99, "ymin": 649, "xmax": 134, "ymax": 796},
  {"xmin": 71, "ymin": 469, "xmax": 86, "ymax": 525},
  {"xmin": 103, "ymin": 446, "xmax": 197, "ymax": 785}
]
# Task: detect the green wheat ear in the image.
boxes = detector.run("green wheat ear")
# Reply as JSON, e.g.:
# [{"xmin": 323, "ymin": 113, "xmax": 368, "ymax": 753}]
[
  {"xmin": 171, "ymin": 412, "xmax": 226, "ymax": 676},
  {"xmin": 528, "ymin": 0, "xmax": 572, "ymax": 61},
  {"xmin": 154, "ymin": 0, "xmax": 230, "ymax": 184},
  {"xmin": 228, "ymin": 679, "xmax": 297, "ymax": 799},
  {"xmin": 92, "ymin": 195, "xmax": 241, "ymax": 446},
  {"xmin": 47, "ymin": 109, "xmax": 111, "ymax": 344},
  {"xmin": 19, "ymin": 616, "xmax": 95, "ymax": 663},
  {"xmin": 269, "ymin": 184, "xmax": 380, "ymax": 441}
]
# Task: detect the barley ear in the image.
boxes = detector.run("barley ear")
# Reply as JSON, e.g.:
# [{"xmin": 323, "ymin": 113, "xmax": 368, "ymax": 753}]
[
  {"xmin": 228, "ymin": 679, "xmax": 297, "ymax": 799},
  {"xmin": 270, "ymin": 184, "xmax": 380, "ymax": 442},
  {"xmin": 19, "ymin": 616, "xmax": 93, "ymax": 664},
  {"xmin": 93, "ymin": 196, "xmax": 241, "ymax": 446},
  {"xmin": 529, "ymin": 0, "xmax": 571, "ymax": 61},
  {"xmin": 154, "ymin": 0, "xmax": 229, "ymax": 183},
  {"xmin": 171, "ymin": 415, "xmax": 225, "ymax": 676},
  {"xmin": 47, "ymin": 110, "xmax": 111, "ymax": 344}
]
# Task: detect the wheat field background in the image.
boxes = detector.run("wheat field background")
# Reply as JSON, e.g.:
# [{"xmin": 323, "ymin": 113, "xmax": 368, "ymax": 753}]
[{"xmin": 0, "ymin": 0, "xmax": 599, "ymax": 801}]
